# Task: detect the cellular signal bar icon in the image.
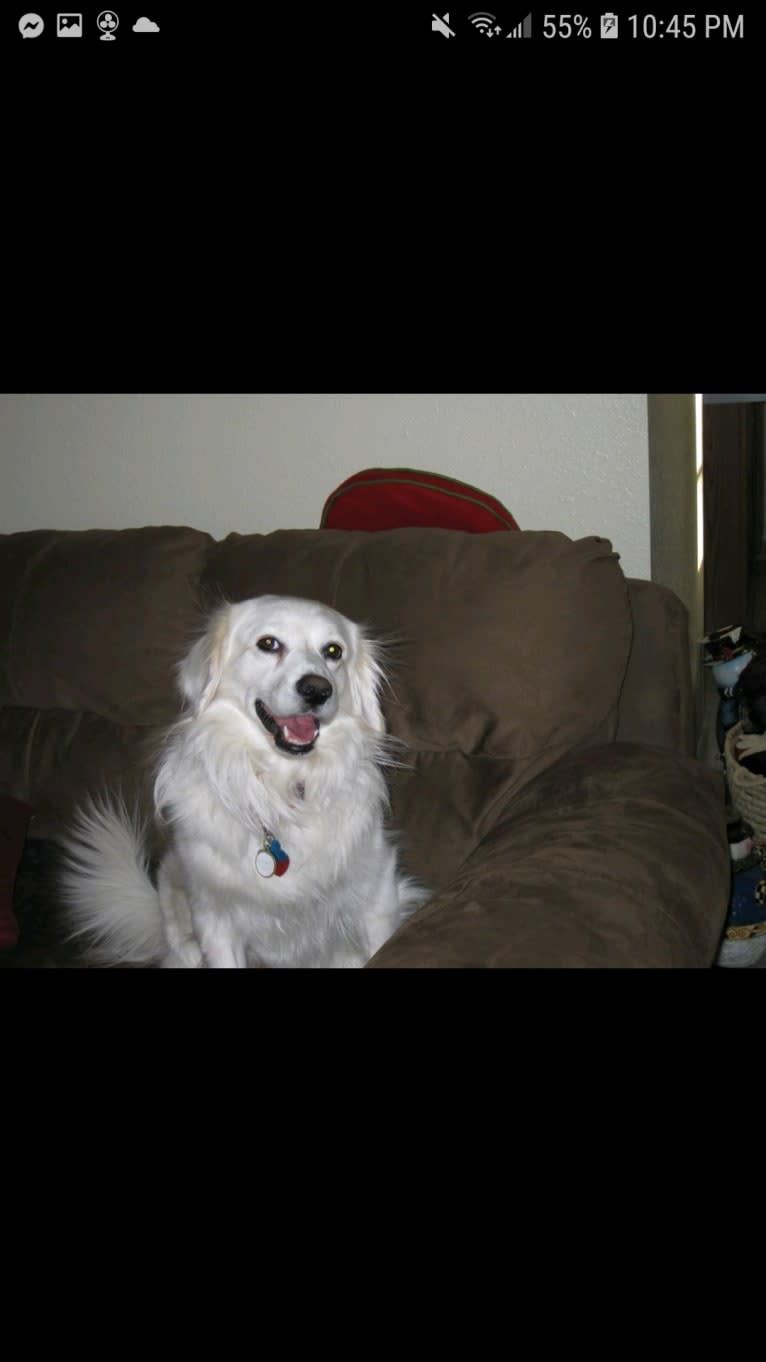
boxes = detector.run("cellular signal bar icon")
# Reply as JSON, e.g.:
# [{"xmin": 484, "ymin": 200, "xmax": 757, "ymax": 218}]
[{"xmin": 507, "ymin": 13, "xmax": 532, "ymax": 37}]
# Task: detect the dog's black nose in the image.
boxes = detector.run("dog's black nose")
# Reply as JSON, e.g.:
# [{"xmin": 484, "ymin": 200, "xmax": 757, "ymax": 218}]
[{"xmin": 296, "ymin": 674, "xmax": 333, "ymax": 708}]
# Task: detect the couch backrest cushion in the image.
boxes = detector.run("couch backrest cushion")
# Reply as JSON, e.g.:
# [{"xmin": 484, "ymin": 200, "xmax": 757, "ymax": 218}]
[
  {"xmin": 202, "ymin": 527, "xmax": 632, "ymax": 760},
  {"xmin": 0, "ymin": 796, "xmax": 33, "ymax": 950},
  {"xmin": 1, "ymin": 526, "xmax": 634, "ymax": 882},
  {"xmin": 200, "ymin": 529, "xmax": 634, "ymax": 887},
  {"xmin": 0, "ymin": 527, "xmax": 213, "ymax": 726}
]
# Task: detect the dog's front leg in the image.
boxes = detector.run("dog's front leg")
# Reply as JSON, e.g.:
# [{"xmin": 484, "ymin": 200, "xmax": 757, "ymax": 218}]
[
  {"xmin": 157, "ymin": 870, "xmax": 204, "ymax": 968},
  {"xmin": 193, "ymin": 912, "xmax": 247, "ymax": 968}
]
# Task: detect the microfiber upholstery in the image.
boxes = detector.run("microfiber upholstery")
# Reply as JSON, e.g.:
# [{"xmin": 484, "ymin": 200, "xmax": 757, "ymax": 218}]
[
  {"xmin": 369, "ymin": 744, "xmax": 727, "ymax": 968},
  {"xmin": 0, "ymin": 526, "xmax": 212, "ymax": 840},
  {"xmin": 0, "ymin": 524, "xmax": 730, "ymax": 966},
  {"xmin": 203, "ymin": 528, "xmax": 631, "ymax": 756},
  {"xmin": 0, "ymin": 797, "xmax": 33, "ymax": 950},
  {"xmin": 200, "ymin": 528, "xmax": 636, "ymax": 892},
  {"xmin": 0, "ymin": 527, "xmax": 213, "ymax": 724}
]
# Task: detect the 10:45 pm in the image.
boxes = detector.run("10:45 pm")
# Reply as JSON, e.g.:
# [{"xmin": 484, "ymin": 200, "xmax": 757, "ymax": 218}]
[{"xmin": 627, "ymin": 14, "xmax": 745, "ymax": 37}]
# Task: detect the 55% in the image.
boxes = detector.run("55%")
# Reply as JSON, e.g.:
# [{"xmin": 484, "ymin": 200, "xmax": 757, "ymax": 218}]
[{"xmin": 542, "ymin": 14, "xmax": 593, "ymax": 37}]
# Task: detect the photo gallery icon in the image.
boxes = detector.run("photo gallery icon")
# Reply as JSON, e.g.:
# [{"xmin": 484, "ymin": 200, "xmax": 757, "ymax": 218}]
[{"xmin": 57, "ymin": 14, "xmax": 83, "ymax": 36}]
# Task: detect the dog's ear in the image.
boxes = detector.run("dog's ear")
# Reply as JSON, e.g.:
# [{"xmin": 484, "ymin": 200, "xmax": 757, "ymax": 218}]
[
  {"xmin": 178, "ymin": 605, "xmax": 233, "ymax": 715},
  {"xmin": 348, "ymin": 632, "xmax": 387, "ymax": 733}
]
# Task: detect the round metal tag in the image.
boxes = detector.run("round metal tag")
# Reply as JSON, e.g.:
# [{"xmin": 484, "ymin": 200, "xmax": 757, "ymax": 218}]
[{"xmin": 255, "ymin": 849, "xmax": 276, "ymax": 878}]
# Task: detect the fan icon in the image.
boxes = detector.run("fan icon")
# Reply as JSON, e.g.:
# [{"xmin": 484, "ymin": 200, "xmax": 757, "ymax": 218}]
[{"xmin": 97, "ymin": 10, "xmax": 119, "ymax": 40}]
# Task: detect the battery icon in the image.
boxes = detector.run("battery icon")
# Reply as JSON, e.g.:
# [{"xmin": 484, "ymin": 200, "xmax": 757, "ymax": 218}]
[{"xmin": 600, "ymin": 13, "xmax": 618, "ymax": 37}]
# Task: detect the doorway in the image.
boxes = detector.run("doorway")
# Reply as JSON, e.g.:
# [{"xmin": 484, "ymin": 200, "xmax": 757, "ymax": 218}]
[
  {"xmin": 647, "ymin": 394, "xmax": 766, "ymax": 761},
  {"xmin": 703, "ymin": 397, "xmax": 766, "ymax": 635}
]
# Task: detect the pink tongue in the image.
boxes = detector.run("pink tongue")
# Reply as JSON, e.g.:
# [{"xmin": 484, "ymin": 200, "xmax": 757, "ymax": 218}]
[{"xmin": 274, "ymin": 714, "xmax": 317, "ymax": 745}]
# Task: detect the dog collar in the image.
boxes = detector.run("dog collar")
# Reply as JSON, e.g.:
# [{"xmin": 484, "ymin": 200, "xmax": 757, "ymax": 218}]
[{"xmin": 256, "ymin": 829, "xmax": 290, "ymax": 878}]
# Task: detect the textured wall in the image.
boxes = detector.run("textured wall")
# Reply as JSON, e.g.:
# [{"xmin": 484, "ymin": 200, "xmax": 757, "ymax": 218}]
[{"xmin": 0, "ymin": 393, "xmax": 650, "ymax": 577}]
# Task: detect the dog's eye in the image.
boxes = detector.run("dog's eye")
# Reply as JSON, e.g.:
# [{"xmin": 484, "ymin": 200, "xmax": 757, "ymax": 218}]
[
  {"xmin": 322, "ymin": 642, "xmax": 343, "ymax": 662},
  {"xmin": 257, "ymin": 637, "xmax": 281, "ymax": 653}
]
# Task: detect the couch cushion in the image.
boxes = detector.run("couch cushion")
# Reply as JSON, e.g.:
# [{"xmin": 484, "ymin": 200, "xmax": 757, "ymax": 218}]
[
  {"xmin": 200, "ymin": 528, "xmax": 634, "ymax": 885},
  {"xmin": 1, "ymin": 526, "xmax": 634, "ymax": 888},
  {"xmin": 320, "ymin": 467, "xmax": 521, "ymax": 532},
  {"xmin": 0, "ymin": 527, "xmax": 213, "ymax": 725},
  {"xmin": 0, "ymin": 706, "xmax": 165, "ymax": 846},
  {"xmin": 368, "ymin": 743, "xmax": 730, "ymax": 968},
  {"xmin": 618, "ymin": 579, "xmax": 692, "ymax": 754},
  {"xmin": 0, "ymin": 796, "xmax": 33, "ymax": 950},
  {"xmin": 202, "ymin": 528, "xmax": 632, "ymax": 761}
]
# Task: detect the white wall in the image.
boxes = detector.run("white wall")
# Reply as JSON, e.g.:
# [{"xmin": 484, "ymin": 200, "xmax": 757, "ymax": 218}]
[{"xmin": 0, "ymin": 393, "xmax": 651, "ymax": 578}]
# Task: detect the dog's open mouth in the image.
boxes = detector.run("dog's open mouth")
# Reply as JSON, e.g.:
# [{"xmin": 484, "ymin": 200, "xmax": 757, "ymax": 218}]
[{"xmin": 255, "ymin": 699, "xmax": 320, "ymax": 755}]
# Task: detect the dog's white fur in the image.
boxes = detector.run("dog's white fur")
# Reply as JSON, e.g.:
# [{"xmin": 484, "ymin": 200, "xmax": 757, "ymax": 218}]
[{"xmin": 59, "ymin": 595, "xmax": 428, "ymax": 968}]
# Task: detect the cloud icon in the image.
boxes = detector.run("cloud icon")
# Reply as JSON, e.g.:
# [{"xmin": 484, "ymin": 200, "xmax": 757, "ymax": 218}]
[{"xmin": 133, "ymin": 16, "xmax": 159, "ymax": 32}]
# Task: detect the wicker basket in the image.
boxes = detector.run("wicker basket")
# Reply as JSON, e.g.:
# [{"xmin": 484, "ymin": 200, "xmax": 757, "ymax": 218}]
[{"xmin": 724, "ymin": 722, "xmax": 766, "ymax": 842}]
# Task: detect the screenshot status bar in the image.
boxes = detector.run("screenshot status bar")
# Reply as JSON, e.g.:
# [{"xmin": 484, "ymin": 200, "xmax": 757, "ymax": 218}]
[{"xmin": 430, "ymin": 10, "xmax": 747, "ymax": 39}]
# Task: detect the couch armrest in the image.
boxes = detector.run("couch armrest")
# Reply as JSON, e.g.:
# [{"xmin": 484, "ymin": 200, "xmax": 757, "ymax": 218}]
[
  {"xmin": 618, "ymin": 579, "xmax": 693, "ymax": 756},
  {"xmin": 367, "ymin": 743, "xmax": 729, "ymax": 968}
]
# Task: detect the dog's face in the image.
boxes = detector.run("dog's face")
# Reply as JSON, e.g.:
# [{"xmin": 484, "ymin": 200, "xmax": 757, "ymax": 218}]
[{"xmin": 178, "ymin": 595, "xmax": 385, "ymax": 755}]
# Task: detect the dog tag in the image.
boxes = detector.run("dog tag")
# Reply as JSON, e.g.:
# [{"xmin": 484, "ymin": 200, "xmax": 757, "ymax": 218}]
[
  {"xmin": 256, "ymin": 848, "xmax": 276, "ymax": 878},
  {"xmin": 256, "ymin": 833, "xmax": 290, "ymax": 879}
]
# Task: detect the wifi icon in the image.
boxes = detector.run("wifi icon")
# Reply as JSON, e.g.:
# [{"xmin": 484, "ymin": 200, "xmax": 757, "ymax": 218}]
[{"xmin": 468, "ymin": 11, "xmax": 501, "ymax": 35}]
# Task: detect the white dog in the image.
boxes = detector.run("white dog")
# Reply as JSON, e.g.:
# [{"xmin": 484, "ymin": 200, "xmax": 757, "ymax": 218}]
[{"xmin": 59, "ymin": 595, "xmax": 428, "ymax": 968}]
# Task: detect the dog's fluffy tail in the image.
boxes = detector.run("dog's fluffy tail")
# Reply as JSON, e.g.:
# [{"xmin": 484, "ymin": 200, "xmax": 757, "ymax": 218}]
[{"xmin": 59, "ymin": 797, "xmax": 165, "ymax": 966}]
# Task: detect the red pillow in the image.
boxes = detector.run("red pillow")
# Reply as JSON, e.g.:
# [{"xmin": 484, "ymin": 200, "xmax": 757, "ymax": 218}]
[
  {"xmin": 0, "ymin": 797, "xmax": 33, "ymax": 950},
  {"xmin": 320, "ymin": 468, "xmax": 520, "ymax": 533}
]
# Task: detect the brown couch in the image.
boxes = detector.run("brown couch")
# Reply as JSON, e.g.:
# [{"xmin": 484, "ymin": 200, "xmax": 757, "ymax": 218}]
[{"xmin": 0, "ymin": 524, "xmax": 730, "ymax": 967}]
